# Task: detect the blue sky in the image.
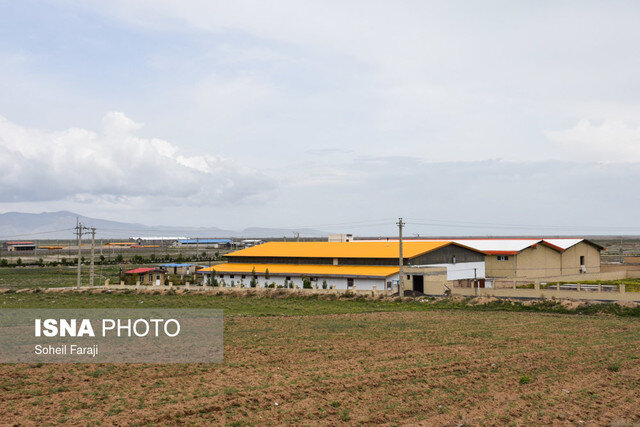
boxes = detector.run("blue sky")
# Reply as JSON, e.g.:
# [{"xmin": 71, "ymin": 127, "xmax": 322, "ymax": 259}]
[{"xmin": 1, "ymin": 1, "xmax": 639, "ymax": 235}]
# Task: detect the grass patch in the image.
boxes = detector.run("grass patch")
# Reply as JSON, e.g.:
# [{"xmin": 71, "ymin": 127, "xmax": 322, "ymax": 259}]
[{"xmin": 1, "ymin": 291, "xmax": 639, "ymax": 317}]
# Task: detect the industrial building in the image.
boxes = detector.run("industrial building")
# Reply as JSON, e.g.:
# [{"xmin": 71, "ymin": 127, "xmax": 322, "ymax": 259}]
[
  {"xmin": 444, "ymin": 238, "xmax": 602, "ymax": 279},
  {"xmin": 199, "ymin": 241, "xmax": 485, "ymax": 292},
  {"xmin": 366, "ymin": 238, "xmax": 603, "ymax": 281},
  {"xmin": 175, "ymin": 239, "xmax": 233, "ymax": 249},
  {"xmin": 4, "ymin": 241, "xmax": 36, "ymax": 251}
]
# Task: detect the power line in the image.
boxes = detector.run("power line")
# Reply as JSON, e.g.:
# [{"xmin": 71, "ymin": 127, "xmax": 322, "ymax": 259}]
[{"xmin": 0, "ymin": 228, "xmax": 75, "ymax": 239}]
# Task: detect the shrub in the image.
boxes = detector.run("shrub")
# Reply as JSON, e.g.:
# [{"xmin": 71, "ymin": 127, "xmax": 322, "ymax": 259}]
[
  {"xmin": 519, "ymin": 375, "xmax": 532, "ymax": 384},
  {"xmin": 607, "ymin": 363, "xmax": 620, "ymax": 372},
  {"xmin": 322, "ymin": 280, "xmax": 328, "ymax": 289},
  {"xmin": 0, "ymin": 259, "xmax": 8, "ymax": 266},
  {"xmin": 302, "ymin": 276, "xmax": 312, "ymax": 289},
  {"xmin": 16, "ymin": 258, "xmax": 22, "ymax": 266}
]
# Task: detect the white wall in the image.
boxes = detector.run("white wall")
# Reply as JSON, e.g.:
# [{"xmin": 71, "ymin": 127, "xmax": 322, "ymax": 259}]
[
  {"xmin": 415, "ymin": 262, "xmax": 485, "ymax": 280},
  {"xmin": 202, "ymin": 272, "xmax": 388, "ymax": 290}
]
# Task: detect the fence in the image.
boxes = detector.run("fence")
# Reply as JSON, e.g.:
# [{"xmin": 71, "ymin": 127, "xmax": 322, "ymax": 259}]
[{"xmin": 451, "ymin": 281, "xmax": 640, "ymax": 302}]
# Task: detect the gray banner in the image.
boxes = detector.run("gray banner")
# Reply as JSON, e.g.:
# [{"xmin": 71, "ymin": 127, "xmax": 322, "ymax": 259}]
[{"xmin": 0, "ymin": 309, "xmax": 223, "ymax": 363}]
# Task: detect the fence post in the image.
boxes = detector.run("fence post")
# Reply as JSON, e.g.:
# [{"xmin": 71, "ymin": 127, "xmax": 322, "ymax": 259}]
[{"xmin": 577, "ymin": 283, "xmax": 581, "ymax": 292}]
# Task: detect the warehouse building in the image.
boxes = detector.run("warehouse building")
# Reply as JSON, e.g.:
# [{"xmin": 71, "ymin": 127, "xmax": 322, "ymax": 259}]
[
  {"xmin": 372, "ymin": 238, "xmax": 602, "ymax": 280},
  {"xmin": 199, "ymin": 241, "xmax": 485, "ymax": 292},
  {"xmin": 4, "ymin": 241, "xmax": 36, "ymax": 251},
  {"xmin": 176, "ymin": 238, "xmax": 232, "ymax": 249},
  {"xmin": 450, "ymin": 238, "xmax": 602, "ymax": 279}
]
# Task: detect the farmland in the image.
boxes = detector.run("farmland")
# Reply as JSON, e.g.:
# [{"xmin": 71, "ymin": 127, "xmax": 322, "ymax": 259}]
[{"xmin": 1, "ymin": 292, "xmax": 639, "ymax": 425}]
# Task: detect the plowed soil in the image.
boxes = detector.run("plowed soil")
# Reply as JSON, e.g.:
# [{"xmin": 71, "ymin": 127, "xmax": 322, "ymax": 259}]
[{"xmin": 1, "ymin": 310, "xmax": 639, "ymax": 425}]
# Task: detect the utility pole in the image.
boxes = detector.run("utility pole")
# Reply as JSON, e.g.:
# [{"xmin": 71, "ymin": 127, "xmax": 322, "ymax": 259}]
[
  {"xmin": 89, "ymin": 227, "xmax": 96, "ymax": 287},
  {"xmin": 473, "ymin": 267, "xmax": 478, "ymax": 296},
  {"xmin": 620, "ymin": 237, "xmax": 624, "ymax": 264},
  {"xmin": 75, "ymin": 218, "xmax": 83, "ymax": 289},
  {"xmin": 397, "ymin": 217, "xmax": 405, "ymax": 296}
]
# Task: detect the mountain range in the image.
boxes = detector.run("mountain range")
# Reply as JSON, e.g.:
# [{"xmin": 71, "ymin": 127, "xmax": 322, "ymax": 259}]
[{"xmin": 0, "ymin": 211, "xmax": 329, "ymax": 240}]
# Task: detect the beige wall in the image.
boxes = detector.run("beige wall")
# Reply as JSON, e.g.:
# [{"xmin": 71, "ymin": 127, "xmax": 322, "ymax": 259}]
[
  {"xmin": 560, "ymin": 242, "xmax": 601, "ymax": 275},
  {"xmin": 485, "ymin": 255, "xmax": 516, "ymax": 278},
  {"xmin": 486, "ymin": 244, "xmax": 561, "ymax": 279},
  {"xmin": 452, "ymin": 285, "xmax": 640, "ymax": 302},
  {"xmin": 139, "ymin": 271, "xmax": 165, "ymax": 285},
  {"xmin": 485, "ymin": 242, "xmax": 602, "ymax": 280},
  {"xmin": 404, "ymin": 267, "xmax": 448, "ymax": 294}
]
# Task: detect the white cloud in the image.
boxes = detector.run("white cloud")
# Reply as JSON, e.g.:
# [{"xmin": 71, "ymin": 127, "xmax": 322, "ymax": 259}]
[
  {"xmin": 0, "ymin": 112, "xmax": 274, "ymax": 203},
  {"xmin": 546, "ymin": 119, "xmax": 640, "ymax": 162}
]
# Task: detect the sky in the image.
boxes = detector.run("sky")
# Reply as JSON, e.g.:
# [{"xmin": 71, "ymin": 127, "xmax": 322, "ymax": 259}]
[{"xmin": 0, "ymin": 0, "xmax": 639, "ymax": 236}]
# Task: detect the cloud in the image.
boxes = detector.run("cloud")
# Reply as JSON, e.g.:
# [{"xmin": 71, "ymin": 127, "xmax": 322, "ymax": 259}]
[
  {"xmin": 546, "ymin": 119, "xmax": 640, "ymax": 162},
  {"xmin": 0, "ymin": 112, "xmax": 274, "ymax": 203}
]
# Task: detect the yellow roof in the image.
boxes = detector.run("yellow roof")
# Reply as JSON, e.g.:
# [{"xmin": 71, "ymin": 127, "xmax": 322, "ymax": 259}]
[
  {"xmin": 225, "ymin": 241, "xmax": 452, "ymax": 259},
  {"xmin": 200, "ymin": 263, "xmax": 399, "ymax": 278}
]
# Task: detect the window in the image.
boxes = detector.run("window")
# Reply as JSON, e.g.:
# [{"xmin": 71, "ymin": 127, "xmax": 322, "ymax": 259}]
[
  {"xmin": 497, "ymin": 255, "xmax": 509, "ymax": 261},
  {"xmin": 241, "ymin": 275, "xmax": 246, "ymax": 279},
  {"xmin": 580, "ymin": 256, "xmax": 585, "ymax": 266},
  {"xmin": 386, "ymin": 281, "xmax": 392, "ymax": 290},
  {"xmin": 407, "ymin": 275, "xmax": 410, "ymax": 280},
  {"xmin": 285, "ymin": 276, "xmax": 291, "ymax": 281},
  {"xmin": 311, "ymin": 277, "xmax": 318, "ymax": 282},
  {"xmin": 452, "ymin": 255, "xmax": 456, "ymax": 264},
  {"xmin": 229, "ymin": 275, "xmax": 234, "ymax": 279},
  {"xmin": 347, "ymin": 278, "xmax": 354, "ymax": 288},
  {"xmin": 148, "ymin": 274, "xmax": 153, "ymax": 281}
]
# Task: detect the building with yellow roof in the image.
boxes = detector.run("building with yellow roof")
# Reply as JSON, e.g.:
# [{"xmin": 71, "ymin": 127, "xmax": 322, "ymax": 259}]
[{"xmin": 199, "ymin": 241, "xmax": 485, "ymax": 294}]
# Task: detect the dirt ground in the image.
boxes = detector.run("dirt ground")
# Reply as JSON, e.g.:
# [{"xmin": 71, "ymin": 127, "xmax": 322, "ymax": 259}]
[{"xmin": 1, "ymin": 310, "xmax": 639, "ymax": 425}]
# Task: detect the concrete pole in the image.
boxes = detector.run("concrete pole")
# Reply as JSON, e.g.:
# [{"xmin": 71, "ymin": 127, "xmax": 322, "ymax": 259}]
[
  {"xmin": 397, "ymin": 217, "xmax": 405, "ymax": 296},
  {"xmin": 89, "ymin": 228, "xmax": 96, "ymax": 287},
  {"xmin": 76, "ymin": 218, "xmax": 83, "ymax": 289}
]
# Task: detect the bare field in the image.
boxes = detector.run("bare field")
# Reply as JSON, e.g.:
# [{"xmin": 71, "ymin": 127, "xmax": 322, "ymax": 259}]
[{"xmin": 1, "ymin": 309, "xmax": 639, "ymax": 425}]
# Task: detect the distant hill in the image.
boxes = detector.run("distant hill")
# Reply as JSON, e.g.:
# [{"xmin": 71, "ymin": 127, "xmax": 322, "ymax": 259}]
[{"xmin": 0, "ymin": 211, "xmax": 329, "ymax": 240}]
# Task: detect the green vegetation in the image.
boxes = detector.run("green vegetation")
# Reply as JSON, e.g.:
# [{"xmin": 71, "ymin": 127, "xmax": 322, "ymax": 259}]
[
  {"xmin": 519, "ymin": 375, "xmax": 532, "ymax": 384},
  {"xmin": 0, "ymin": 266, "xmax": 122, "ymax": 289},
  {"xmin": 1, "ymin": 291, "xmax": 639, "ymax": 317}
]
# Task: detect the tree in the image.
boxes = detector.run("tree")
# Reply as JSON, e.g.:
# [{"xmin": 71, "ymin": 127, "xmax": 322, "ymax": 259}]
[
  {"xmin": 322, "ymin": 280, "xmax": 328, "ymax": 289},
  {"xmin": 265, "ymin": 268, "xmax": 270, "ymax": 280},
  {"xmin": 16, "ymin": 258, "xmax": 23, "ymax": 266},
  {"xmin": 302, "ymin": 276, "xmax": 312, "ymax": 289},
  {"xmin": 250, "ymin": 267, "xmax": 258, "ymax": 288}
]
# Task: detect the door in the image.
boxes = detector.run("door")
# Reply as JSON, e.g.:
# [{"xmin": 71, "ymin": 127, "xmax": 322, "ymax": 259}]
[
  {"xmin": 413, "ymin": 275, "xmax": 424, "ymax": 293},
  {"xmin": 156, "ymin": 274, "xmax": 161, "ymax": 286}
]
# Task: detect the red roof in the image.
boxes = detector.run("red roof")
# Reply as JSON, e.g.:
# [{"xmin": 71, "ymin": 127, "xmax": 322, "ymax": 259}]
[
  {"xmin": 124, "ymin": 267, "xmax": 162, "ymax": 274},
  {"xmin": 485, "ymin": 250, "xmax": 518, "ymax": 255},
  {"xmin": 6, "ymin": 241, "xmax": 35, "ymax": 245}
]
